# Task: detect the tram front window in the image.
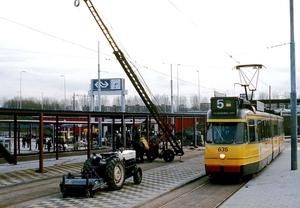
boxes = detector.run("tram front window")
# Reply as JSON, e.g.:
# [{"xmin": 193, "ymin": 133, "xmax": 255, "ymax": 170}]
[{"xmin": 212, "ymin": 123, "xmax": 236, "ymax": 144}]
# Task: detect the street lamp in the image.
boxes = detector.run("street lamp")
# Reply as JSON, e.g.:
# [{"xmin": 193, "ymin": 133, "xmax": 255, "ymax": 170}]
[
  {"xmin": 60, "ymin": 75, "xmax": 66, "ymax": 110},
  {"xmin": 197, "ymin": 70, "xmax": 200, "ymax": 111},
  {"xmin": 177, "ymin": 64, "xmax": 180, "ymax": 112},
  {"xmin": 170, "ymin": 64, "xmax": 174, "ymax": 114},
  {"xmin": 41, "ymin": 92, "xmax": 43, "ymax": 109},
  {"xmin": 20, "ymin": 70, "xmax": 26, "ymax": 109}
]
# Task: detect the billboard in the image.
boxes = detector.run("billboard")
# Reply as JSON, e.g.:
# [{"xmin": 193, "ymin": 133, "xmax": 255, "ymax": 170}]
[{"xmin": 91, "ymin": 78, "xmax": 124, "ymax": 91}]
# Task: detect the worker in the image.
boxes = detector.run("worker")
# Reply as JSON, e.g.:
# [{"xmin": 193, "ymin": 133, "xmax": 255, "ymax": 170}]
[
  {"xmin": 140, "ymin": 135, "xmax": 152, "ymax": 162},
  {"xmin": 132, "ymin": 133, "xmax": 145, "ymax": 163},
  {"xmin": 139, "ymin": 135, "xmax": 149, "ymax": 151},
  {"xmin": 116, "ymin": 133, "xmax": 124, "ymax": 150},
  {"xmin": 91, "ymin": 152, "xmax": 101, "ymax": 165}
]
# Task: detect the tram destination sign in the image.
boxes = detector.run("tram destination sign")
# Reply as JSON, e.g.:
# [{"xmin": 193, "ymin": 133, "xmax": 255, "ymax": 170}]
[
  {"xmin": 91, "ymin": 78, "xmax": 124, "ymax": 91},
  {"xmin": 211, "ymin": 97, "xmax": 238, "ymax": 117}
]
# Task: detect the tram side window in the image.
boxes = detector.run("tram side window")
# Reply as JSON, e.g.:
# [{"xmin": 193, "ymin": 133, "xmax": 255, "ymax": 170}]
[
  {"xmin": 266, "ymin": 120, "xmax": 271, "ymax": 138},
  {"xmin": 273, "ymin": 120, "xmax": 278, "ymax": 137},
  {"xmin": 257, "ymin": 120, "xmax": 262, "ymax": 141},
  {"xmin": 248, "ymin": 119, "xmax": 256, "ymax": 143},
  {"xmin": 257, "ymin": 120, "xmax": 267, "ymax": 141},
  {"xmin": 279, "ymin": 120, "xmax": 284, "ymax": 135},
  {"xmin": 262, "ymin": 120, "xmax": 267, "ymax": 140}
]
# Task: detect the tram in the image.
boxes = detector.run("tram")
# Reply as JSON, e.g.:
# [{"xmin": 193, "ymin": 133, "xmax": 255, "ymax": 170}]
[{"xmin": 204, "ymin": 97, "xmax": 285, "ymax": 177}]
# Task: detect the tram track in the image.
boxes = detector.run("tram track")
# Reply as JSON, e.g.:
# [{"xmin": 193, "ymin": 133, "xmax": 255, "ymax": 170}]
[
  {"xmin": 0, "ymin": 176, "xmax": 62, "ymax": 208},
  {"xmin": 139, "ymin": 175, "xmax": 248, "ymax": 208}
]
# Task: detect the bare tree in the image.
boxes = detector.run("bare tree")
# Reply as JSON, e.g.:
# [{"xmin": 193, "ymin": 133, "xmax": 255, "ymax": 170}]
[
  {"xmin": 258, "ymin": 92, "xmax": 268, "ymax": 100},
  {"xmin": 189, "ymin": 94, "xmax": 199, "ymax": 110}
]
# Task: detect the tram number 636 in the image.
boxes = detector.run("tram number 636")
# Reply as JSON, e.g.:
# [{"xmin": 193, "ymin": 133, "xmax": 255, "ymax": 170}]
[{"xmin": 218, "ymin": 147, "xmax": 228, "ymax": 152}]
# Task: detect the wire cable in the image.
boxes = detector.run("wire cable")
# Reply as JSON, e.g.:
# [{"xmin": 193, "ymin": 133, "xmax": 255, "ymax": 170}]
[{"xmin": 167, "ymin": 0, "xmax": 240, "ymax": 64}]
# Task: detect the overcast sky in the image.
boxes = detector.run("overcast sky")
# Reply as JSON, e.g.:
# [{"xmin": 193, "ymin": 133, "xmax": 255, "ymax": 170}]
[{"xmin": 0, "ymin": 0, "xmax": 299, "ymax": 107}]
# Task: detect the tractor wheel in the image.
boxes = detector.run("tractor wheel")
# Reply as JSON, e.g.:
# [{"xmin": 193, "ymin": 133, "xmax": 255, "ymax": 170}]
[
  {"xmin": 133, "ymin": 166, "xmax": 142, "ymax": 184},
  {"xmin": 163, "ymin": 149, "xmax": 175, "ymax": 162},
  {"xmin": 62, "ymin": 189, "xmax": 68, "ymax": 198},
  {"xmin": 85, "ymin": 187, "xmax": 93, "ymax": 198},
  {"xmin": 105, "ymin": 158, "xmax": 125, "ymax": 190}
]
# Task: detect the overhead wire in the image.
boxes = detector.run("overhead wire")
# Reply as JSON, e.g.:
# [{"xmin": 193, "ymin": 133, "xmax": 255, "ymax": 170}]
[
  {"xmin": 167, "ymin": 0, "xmax": 240, "ymax": 64},
  {"xmin": 0, "ymin": 47, "xmax": 95, "ymax": 59},
  {"xmin": 167, "ymin": 1, "xmax": 292, "ymax": 98},
  {"xmin": 0, "ymin": 16, "xmax": 114, "ymax": 59}
]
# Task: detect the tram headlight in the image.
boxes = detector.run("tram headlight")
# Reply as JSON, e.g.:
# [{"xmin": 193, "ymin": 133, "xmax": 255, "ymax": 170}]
[{"xmin": 219, "ymin": 153, "xmax": 226, "ymax": 160}]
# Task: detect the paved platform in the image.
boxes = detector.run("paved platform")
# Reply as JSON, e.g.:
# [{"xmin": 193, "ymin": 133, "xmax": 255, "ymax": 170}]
[
  {"xmin": 0, "ymin": 147, "xmax": 206, "ymax": 208},
  {"xmin": 221, "ymin": 142, "xmax": 300, "ymax": 208}
]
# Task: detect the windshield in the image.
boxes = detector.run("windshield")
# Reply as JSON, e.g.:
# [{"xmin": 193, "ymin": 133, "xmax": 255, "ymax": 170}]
[{"xmin": 207, "ymin": 123, "xmax": 237, "ymax": 144}]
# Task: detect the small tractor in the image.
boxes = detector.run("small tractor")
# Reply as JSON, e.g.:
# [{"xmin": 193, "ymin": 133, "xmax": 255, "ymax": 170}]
[{"xmin": 59, "ymin": 149, "xmax": 142, "ymax": 198}]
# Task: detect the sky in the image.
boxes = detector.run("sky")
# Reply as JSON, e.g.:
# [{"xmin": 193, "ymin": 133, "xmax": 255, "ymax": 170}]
[{"xmin": 0, "ymin": 0, "xmax": 299, "ymax": 107}]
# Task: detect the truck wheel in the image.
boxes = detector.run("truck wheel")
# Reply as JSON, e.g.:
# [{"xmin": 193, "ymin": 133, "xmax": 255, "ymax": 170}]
[
  {"xmin": 105, "ymin": 158, "xmax": 125, "ymax": 190},
  {"xmin": 163, "ymin": 149, "xmax": 175, "ymax": 162},
  {"xmin": 133, "ymin": 166, "xmax": 142, "ymax": 184}
]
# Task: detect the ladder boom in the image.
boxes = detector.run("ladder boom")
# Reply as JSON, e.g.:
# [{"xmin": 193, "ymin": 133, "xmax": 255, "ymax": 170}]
[{"xmin": 79, "ymin": 0, "xmax": 183, "ymax": 156}]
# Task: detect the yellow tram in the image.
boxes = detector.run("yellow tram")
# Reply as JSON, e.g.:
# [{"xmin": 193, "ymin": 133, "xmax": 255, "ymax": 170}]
[{"xmin": 205, "ymin": 97, "xmax": 285, "ymax": 177}]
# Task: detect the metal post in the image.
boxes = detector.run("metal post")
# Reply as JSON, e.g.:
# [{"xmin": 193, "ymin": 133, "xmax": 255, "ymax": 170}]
[
  {"xmin": 13, "ymin": 115, "xmax": 17, "ymax": 165},
  {"xmin": 97, "ymin": 41, "xmax": 102, "ymax": 148},
  {"xmin": 41, "ymin": 93, "xmax": 43, "ymax": 109},
  {"xmin": 269, "ymin": 86, "xmax": 271, "ymax": 110},
  {"xmin": 38, "ymin": 113, "xmax": 44, "ymax": 173},
  {"xmin": 60, "ymin": 75, "xmax": 66, "ymax": 110},
  {"xmin": 170, "ymin": 64, "xmax": 174, "ymax": 114},
  {"xmin": 289, "ymin": 0, "xmax": 297, "ymax": 170},
  {"xmin": 177, "ymin": 64, "xmax": 180, "ymax": 112},
  {"xmin": 55, "ymin": 116, "xmax": 59, "ymax": 160},
  {"xmin": 20, "ymin": 70, "xmax": 26, "ymax": 108},
  {"xmin": 87, "ymin": 114, "xmax": 91, "ymax": 159},
  {"xmin": 197, "ymin": 70, "xmax": 200, "ymax": 111}
]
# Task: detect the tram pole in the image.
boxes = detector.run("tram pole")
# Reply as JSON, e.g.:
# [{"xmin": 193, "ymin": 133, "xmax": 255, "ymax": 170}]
[{"xmin": 289, "ymin": 0, "xmax": 297, "ymax": 170}]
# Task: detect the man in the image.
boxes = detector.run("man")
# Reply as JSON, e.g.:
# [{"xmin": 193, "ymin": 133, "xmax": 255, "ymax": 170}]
[
  {"xmin": 91, "ymin": 152, "xmax": 101, "ymax": 165},
  {"xmin": 131, "ymin": 133, "xmax": 145, "ymax": 163},
  {"xmin": 116, "ymin": 133, "xmax": 124, "ymax": 149}
]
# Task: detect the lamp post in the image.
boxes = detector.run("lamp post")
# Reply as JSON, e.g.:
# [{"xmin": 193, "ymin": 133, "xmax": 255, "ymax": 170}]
[
  {"xmin": 170, "ymin": 64, "xmax": 174, "ymax": 114},
  {"xmin": 177, "ymin": 64, "xmax": 180, "ymax": 112},
  {"xmin": 97, "ymin": 41, "xmax": 102, "ymax": 148},
  {"xmin": 20, "ymin": 70, "xmax": 26, "ymax": 109},
  {"xmin": 197, "ymin": 70, "xmax": 200, "ymax": 111},
  {"xmin": 41, "ymin": 93, "xmax": 43, "ymax": 109},
  {"xmin": 60, "ymin": 75, "xmax": 66, "ymax": 110}
]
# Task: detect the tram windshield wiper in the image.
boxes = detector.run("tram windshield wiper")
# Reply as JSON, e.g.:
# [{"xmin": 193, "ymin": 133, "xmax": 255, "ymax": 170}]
[{"xmin": 214, "ymin": 127, "xmax": 225, "ymax": 143}]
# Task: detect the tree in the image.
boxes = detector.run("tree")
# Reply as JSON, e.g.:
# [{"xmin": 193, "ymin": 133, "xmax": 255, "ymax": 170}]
[
  {"xmin": 258, "ymin": 92, "xmax": 268, "ymax": 100},
  {"xmin": 190, "ymin": 94, "xmax": 199, "ymax": 110}
]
